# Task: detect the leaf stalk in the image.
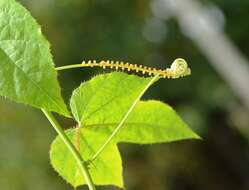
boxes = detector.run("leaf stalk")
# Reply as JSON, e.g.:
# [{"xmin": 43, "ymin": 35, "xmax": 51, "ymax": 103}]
[
  {"xmin": 41, "ymin": 109, "xmax": 96, "ymax": 190},
  {"xmin": 90, "ymin": 75, "xmax": 159, "ymax": 162}
]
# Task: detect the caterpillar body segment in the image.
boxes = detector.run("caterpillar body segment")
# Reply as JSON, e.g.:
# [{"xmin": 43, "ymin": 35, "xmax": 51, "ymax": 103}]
[{"xmin": 81, "ymin": 58, "xmax": 191, "ymax": 79}]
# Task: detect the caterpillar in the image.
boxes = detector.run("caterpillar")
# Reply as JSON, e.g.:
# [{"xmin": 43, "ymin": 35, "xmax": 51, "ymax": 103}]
[{"xmin": 81, "ymin": 58, "xmax": 191, "ymax": 79}]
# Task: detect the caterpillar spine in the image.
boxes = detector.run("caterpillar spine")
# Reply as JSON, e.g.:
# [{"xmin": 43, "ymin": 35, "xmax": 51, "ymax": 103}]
[{"xmin": 81, "ymin": 58, "xmax": 191, "ymax": 78}]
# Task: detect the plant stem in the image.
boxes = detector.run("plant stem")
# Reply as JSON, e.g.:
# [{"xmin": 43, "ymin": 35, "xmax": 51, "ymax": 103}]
[
  {"xmin": 56, "ymin": 64, "xmax": 87, "ymax": 71},
  {"xmin": 41, "ymin": 109, "xmax": 96, "ymax": 190},
  {"xmin": 91, "ymin": 75, "xmax": 159, "ymax": 162}
]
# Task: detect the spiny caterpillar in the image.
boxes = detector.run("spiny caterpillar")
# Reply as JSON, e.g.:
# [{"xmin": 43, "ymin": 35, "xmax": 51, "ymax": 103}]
[{"xmin": 81, "ymin": 58, "xmax": 191, "ymax": 78}]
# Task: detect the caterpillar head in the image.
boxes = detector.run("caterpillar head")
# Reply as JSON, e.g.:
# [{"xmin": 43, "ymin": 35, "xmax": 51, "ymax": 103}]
[{"xmin": 170, "ymin": 58, "xmax": 191, "ymax": 78}]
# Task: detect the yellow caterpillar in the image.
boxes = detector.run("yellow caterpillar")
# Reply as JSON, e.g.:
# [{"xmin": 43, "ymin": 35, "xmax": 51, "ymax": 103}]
[{"xmin": 81, "ymin": 58, "xmax": 191, "ymax": 78}]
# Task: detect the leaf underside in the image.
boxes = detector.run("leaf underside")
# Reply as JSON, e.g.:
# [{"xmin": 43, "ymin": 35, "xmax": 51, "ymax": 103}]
[
  {"xmin": 50, "ymin": 72, "xmax": 199, "ymax": 188},
  {"xmin": 0, "ymin": 0, "xmax": 70, "ymax": 117}
]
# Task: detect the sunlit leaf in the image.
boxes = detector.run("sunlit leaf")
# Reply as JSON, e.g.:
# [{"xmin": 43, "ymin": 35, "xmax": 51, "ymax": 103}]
[
  {"xmin": 50, "ymin": 72, "xmax": 199, "ymax": 188},
  {"xmin": 0, "ymin": 0, "xmax": 70, "ymax": 117}
]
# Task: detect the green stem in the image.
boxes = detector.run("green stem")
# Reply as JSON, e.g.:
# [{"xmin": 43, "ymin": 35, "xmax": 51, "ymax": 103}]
[
  {"xmin": 56, "ymin": 64, "xmax": 87, "ymax": 71},
  {"xmin": 41, "ymin": 109, "xmax": 96, "ymax": 190},
  {"xmin": 91, "ymin": 75, "xmax": 159, "ymax": 162}
]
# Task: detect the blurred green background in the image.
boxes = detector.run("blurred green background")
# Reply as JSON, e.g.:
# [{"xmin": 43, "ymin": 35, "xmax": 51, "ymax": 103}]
[{"xmin": 0, "ymin": 0, "xmax": 249, "ymax": 190}]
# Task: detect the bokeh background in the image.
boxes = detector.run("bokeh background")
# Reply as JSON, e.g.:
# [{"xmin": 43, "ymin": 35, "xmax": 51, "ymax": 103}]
[{"xmin": 0, "ymin": 0, "xmax": 249, "ymax": 190}]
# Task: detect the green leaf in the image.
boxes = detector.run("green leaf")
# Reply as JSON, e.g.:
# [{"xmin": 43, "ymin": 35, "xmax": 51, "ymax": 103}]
[
  {"xmin": 0, "ymin": 0, "xmax": 70, "ymax": 117},
  {"xmin": 87, "ymin": 100, "xmax": 200, "ymax": 144},
  {"xmin": 50, "ymin": 72, "xmax": 199, "ymax": 188},
  {"xmin": 50, "ymin": 129, "xmax": 123, "ymax": 188},
  {"xmin": 70, "ymin": 72, "xmax": 152, "ymax": 124}
]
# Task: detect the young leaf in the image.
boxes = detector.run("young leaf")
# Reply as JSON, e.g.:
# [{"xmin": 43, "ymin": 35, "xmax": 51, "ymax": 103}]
[
  {"xmin": 50, "ymin": 129, "xmax": 123, "ymax": 188},
  {"xmin": 86, "ymin": 100, "xmax": 200, "ymax": 144},
  {"xmin": 50, "ymin": 72, "xmax": 199, "ymax": 188},
  {"xmin": 70, "ymin": 72, "xmax": 153, "ymax": 124},
  {"xmin": 0, "ymin": 0, "xmax": 70, "ymax": 117}
]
